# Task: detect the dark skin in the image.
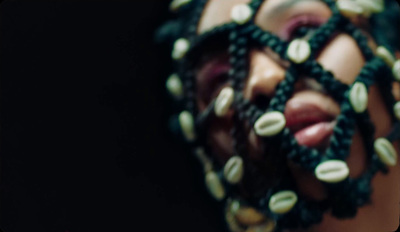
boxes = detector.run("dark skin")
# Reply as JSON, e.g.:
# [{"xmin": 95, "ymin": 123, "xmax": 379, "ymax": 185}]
[{"xmin": 194, "ymin": 0, "xmax": 400, "ymax": 231}]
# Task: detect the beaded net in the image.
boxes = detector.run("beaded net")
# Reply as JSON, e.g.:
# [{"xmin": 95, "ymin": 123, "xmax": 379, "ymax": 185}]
[{"xmin": 162, "ymin": 0, "xmax": 400, "ymax": 231}]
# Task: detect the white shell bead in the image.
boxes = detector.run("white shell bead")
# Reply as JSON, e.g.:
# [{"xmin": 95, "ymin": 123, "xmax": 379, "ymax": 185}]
[
  {"xmin": 315, "ymin": 160, "xmax": 350, "ymax": 183},
  {"xmin": 205, "ymin": 171, "xmax": 226, "ymax": 201},
  {"xmin": 337, "ymin": 0, "xmax": 364, "ymax": 18},
  {"xmin": 179, "ymin": 111, "xmax": 196, "ymax": 141},
  {"xmin": 269, "ymin": 191, "xmax": 298, "ymax": 214},
  {"xmin": 355, "ymin": 0, "xmax": 384, "ymax": 14},
  {"xmin": 223, "ymin": 156, "xmax": 244, "ymax": 184},
  {"xmin": 166, "ymin": 74, "xmax": 183, "ymax": 98},
  {"xmin": 393, "ymin": 60, "xmax": 400, "ymax": 81},
  {"xmin": 349, "ymin": 82, "xmax": 368, "ymax": 113},
  {"xmin": 172, "ymin": 38, "xmax": 190, "ymax": 60},
  {"xmin": 246, "ymin": 222, "xmax": 276, "ymax": 232},
  {"xmin": 287, "ymin": 39, "xmax": 311, "ymax": 64},
  {"xmin": 231, "ymin": 4, "xmax": 253, "ymax": 25},
  {"xmin": 394, "ymin": 102, "xmax": 400, "ymax": 120},
  {"xmin": 376, "ymin": 46, "xmax": 396, "ymax": 67},
  {"xmin": 254, "ymin": 111, "xmax": 286, "ymax": 137},
  {"xmin": 374, "ymin": 138, "xmax": 398, "ymax": 167},
  {"xmin": 225, "ymin": 200, "xmax": 242, "ymax": 232},
  {"xmin": 169, "ymin": 0, "xmax": 191, "ymax": 12},
  {"xmin": 215, "ymin": 87, "xmax": 235, "ymax": 117}
]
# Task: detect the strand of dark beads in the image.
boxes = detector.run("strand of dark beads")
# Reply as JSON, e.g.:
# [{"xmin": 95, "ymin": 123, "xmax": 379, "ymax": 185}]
[
  {"xmin": 269, "ymin": 69, "xmax": 296, "ymax": 112},
  {"xmin": 182, "ymin": 68, "xmax": 197, "ymax": 114},
  {"xmin": 322, "ymin": 0, "xmax": 336, "ymax": 8},
  {"xmin": 343, "ymin": 23, "xmax": 375, "ymax": 61},
  {"xmin": 373, "ymin": 60, "xmax": 399, "ymax": 121},
  {"xmin": 250, "ymin": 26, "xmax": 288, "ymax": 59},
  {"xmin": 228, "ymin": 27, "xmax": 251, "ymax": 91},
  {"xmin": 249, "ymin": 0, "xmax": 265, "ymax": 12},
  {"xmin": 284, "ymin": 131, "xmax": 322, "ymax": 171},
  {"xmin": 387, "ymin": 123, "xmax": 400, "ymax": 142},
  {"xmin": 303, "ymin": 61, "xmax": 348, "ymax": 102},
  {"xmin": 231, "ymin": 114, "xmax": 248, "ymax": 157},
  {"xmin": 326, "ymin": 103, "xmax": 355, "ymax": 160},
  {"xmin": 184, "ymin": 0, "xmax": 208, "ymax": 38},
  {"xmin": 195, "ymin": 100, "xmax": 216, "ymax": 134},
  {"xmin": 354, "ymin": 112, "xmax": 376, "ymax": 166},
  {"xmin": 354, "ymin": 175, "xmax": 373, "ymax": 206},
  {"xmin": 308, "ymin": 11, "xmax": 344, "ymax": 55},
  {"xmin": 357, "ymin": 58, "xmax": 384, "ymax": 87}
]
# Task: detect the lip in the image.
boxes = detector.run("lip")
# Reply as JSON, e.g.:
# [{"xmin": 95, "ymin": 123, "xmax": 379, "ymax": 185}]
[{"xmin": 284, "ymin": 99, "xmax": 337, "ymax": 149}]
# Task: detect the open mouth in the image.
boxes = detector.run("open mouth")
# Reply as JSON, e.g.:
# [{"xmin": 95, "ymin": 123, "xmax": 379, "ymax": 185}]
[{"xmin": 285, "ymin": 100, "xmax": 337, "ymax": 150}]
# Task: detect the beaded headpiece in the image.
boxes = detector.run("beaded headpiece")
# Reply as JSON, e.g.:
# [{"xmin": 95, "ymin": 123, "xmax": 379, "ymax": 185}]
[{"xmin": 160, "ymin": 0, "xmax": 400, "ymax": 231}]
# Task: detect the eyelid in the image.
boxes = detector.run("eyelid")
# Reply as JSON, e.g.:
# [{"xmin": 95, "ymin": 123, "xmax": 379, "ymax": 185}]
[
  {"xmin": 256, "ymin": 0, "xmax": 331, "ymax": 39},
  {"xmin": 196, "ymin": 57, "xmax": 231, "ymax": 103},
  {"xmin": 280, "ymin": 14, "xmax": 327, "ymax": 41},
  {"xmin": 197, "ymin": 59, "xmax": 230, "ymax": 82}
]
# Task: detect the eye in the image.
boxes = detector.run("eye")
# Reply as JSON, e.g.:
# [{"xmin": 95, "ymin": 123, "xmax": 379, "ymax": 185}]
[
  {"xmin": 283, "ymin": 14, "xmax": 325, "ymax": 41},
  {"xmin": 196, "ymin": 61, "xmax": 231, "ymax": 104}
]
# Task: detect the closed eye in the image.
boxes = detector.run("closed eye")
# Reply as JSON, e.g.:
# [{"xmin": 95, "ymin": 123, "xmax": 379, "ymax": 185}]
[{"xmin": 282, "ymin": 14, "xmax": 325, "ymax": 41}]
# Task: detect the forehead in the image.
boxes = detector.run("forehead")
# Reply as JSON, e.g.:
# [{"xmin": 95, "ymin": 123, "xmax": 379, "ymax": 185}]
[
  {"xmin": 197, "ymin": 0, "xmax": 250, "ymax": 33},
  {"xmin": 197, "ymin": 0, "xmax": 329, "ymax": 34}
]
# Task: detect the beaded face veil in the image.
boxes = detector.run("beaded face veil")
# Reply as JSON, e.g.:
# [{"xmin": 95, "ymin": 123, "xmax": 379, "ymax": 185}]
[{"xmin": 161, "ymin": 0, "xmax": 400, "ymax": 231}]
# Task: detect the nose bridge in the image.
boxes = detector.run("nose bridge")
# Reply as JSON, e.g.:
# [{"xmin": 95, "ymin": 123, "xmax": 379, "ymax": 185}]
[{"xmin": 244, "ymin": 50, "xmax": 286, "ymax": 101}]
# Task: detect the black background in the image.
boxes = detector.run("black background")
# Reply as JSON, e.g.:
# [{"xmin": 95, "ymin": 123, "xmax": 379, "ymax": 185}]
[
  {"xmin": 1, "ymin": 1, "xmax": 400, "ymax": 232},
  {"xmin": 0, "ymin": 1, "xmax": 224, "ymax": 232}
]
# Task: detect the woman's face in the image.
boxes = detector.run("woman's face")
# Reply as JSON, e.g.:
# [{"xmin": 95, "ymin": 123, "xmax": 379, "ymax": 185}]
[{"xmin": 194, "ymin": 0, "xmax": 400, "ymax": 231}]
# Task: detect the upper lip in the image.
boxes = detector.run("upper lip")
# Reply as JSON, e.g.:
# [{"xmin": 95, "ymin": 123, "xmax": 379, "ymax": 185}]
[{"xmin": 284, "ymin": 99, "xmax": 337, "ymax": 134}]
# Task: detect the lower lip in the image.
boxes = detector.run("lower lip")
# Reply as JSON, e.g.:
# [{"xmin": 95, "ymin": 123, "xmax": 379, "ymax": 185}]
[{"xmin": 294, "ymin": 122, "xmax": 335, "ymax": 148}]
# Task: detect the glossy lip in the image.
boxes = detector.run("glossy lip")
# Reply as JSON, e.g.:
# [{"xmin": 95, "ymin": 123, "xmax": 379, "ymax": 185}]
[{"xmin": 284, "ymin": 99, "xmax": 337, "ymax": 149}]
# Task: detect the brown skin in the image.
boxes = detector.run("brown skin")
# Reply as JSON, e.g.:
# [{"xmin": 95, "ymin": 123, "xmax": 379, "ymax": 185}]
[{"xmin": 195, "ymin": 0, "xmax": 400, "ymax": 231}]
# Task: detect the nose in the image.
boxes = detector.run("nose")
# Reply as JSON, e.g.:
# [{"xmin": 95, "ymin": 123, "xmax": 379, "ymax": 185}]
[{"xmin": 244, "ymin": 50, "xmax": 286, "ymax": 103}]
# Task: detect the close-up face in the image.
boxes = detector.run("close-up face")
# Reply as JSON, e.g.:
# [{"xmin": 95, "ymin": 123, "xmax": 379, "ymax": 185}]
[{"xmin": 165, "ymin": 0, "xmax": 400, "ymax": 231}]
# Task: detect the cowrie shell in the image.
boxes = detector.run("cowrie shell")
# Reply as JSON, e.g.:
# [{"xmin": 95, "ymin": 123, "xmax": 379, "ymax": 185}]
[
  {"xmin": 376, "ymin": 46, "xmax": 396, "ymax": 67},
  {"xmin": 172, "ymin": 38, "xmax": 190, "ymax": 60},
  {"xmin": 355, "ymin": 0, "xmax": 384, "ymax": 14},
  {"xmin": 215, "ymin": 87, "xmax": 235, "ymax": 117},
  {"xmin": 393, "ymin": 60, "xmax": 400, "ymax": 81},
  {"xmin": 394, "ymin": 102, "xmax": 400, "ymax": 120},
  {"xmin": 169, "ymin": 0, "xmax": 191, "ymax": 12},
  {"xmin": 234, "ymin": 206, "xmax": 265, "ymax": 226},
  {"xmin": 223, "ymin": 156, "xmax": 244, "ymax": 184},
  {"xmin": 315, "ymin": 160, "xmax": 350, "ymax": 183},
  {"xmin": 374, "ymin": 138, "xmax": 398, "ymax": 167},
  {"xmin": 225, "ymin": 200, "xmax": 242, "ymax": 232},
  {"xmin": 179, "ymin": 111, "xmax": 196, "ymax": 141},
  {"xmin": 254, "ymin": 111, "xmax": 286, "ymax": 137},
  {"xmin": 287, "ymin": 39, "xmax": 311, "ymax": 64},
  {"xmin": 246, "ymin": 222, "xmax": 276, "ymax": 232},
  {"xmin": 337, "ymin": 0, "xmax": 364, "ymax": 18},
  {"xmin": 269, "ymin": 191, "xmax": 298, "ymax": 214},
  {"xmin": 166, "ymin": 74, "xmax": 183, "ymax": 98},
  {"xmin": 349, "ymin": 82, "xmax": 368, "ymax": 113},
  {"xmin": 231, "ymin": 4, "xmax": 253, "ymax": 25},
  {"xmin": 205, "ymin": 171, "xmax": 226, "ymax": 201}
]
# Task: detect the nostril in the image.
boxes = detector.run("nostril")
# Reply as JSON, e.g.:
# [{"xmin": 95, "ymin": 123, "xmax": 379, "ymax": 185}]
[{"xmin": 253, "ymin": 94, "xmax": 270, "ymax": 110}]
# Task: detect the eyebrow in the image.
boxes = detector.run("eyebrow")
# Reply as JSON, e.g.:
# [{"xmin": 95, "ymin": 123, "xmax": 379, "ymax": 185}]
[{"xmin": 264, "ymin": 0, "xmax": 321, "ymax": 19}]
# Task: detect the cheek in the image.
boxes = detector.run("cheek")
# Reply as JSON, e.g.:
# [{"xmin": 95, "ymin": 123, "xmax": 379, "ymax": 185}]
[
  {"xmin": 368, "ymin": 86, "xmax": 393, "ymax": 138},
  {"xmin": 317, "ymin": 34, "xmax": 365, "ymax": 85},
  {"xmin": 198, "ymin": 0, "xmax": 250, "ymax": 34},
  {"xmin": 208, "ymin": 119, "xmax": 235, "ymax": 163}
]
